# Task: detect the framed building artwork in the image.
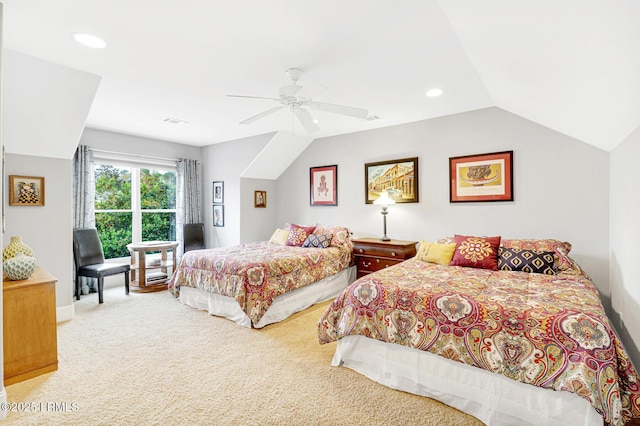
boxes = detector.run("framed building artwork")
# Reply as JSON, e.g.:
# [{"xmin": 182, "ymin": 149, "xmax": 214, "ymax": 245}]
[
  {"xmin": 213, "ymin": 204, "xmax": 224, "ymax": 227},
  {"xmin": 9, "ymin": 175, "xmax": 45, "ymax": 206},
  {"xmin": 254, "ymin": 190, "xmax": 267, "ymax": 208},
  {"xmin": 449, "ymin": 150, "xmax": 513, "ymax": 203},
  {"xmin": 213, "ymin": 181, "xmax": 224, "ymax": 204},
  {"xmin": 364, "ymin": 157, "xmax": 418, "ymax": 204}
]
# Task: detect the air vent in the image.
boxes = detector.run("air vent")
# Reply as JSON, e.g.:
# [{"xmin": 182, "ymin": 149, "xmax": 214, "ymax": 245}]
[
  {"xmin": 363, "ymin": 114, "xmax": 382, "ymax": 121},
  {"xmin": 163, "ymin": 116, "xmax": 189, "ymax": 126}
]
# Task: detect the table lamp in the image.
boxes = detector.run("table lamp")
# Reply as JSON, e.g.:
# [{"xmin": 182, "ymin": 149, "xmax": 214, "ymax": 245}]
[{"xmin": 373, "ymin": 190, "xmax": 396, "ymax": 241}]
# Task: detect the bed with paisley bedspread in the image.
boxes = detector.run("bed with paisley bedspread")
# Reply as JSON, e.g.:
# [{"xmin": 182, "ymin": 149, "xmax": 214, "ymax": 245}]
[
  {"xmin": 169, "ymin": 225, "xmax": 355, "ymax": 328},
  {"xmin": 317, "ymin": 237, "xmax": 640, "ymax": 426}
]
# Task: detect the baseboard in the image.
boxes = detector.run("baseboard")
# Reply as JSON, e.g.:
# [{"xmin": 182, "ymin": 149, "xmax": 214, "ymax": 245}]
[{"xmin": 56, "ymin": 303, "xmax": 74, "ymax": 323}]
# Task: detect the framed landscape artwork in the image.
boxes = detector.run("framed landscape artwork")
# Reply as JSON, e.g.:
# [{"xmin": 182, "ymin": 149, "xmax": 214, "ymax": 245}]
[
  {"xmin": 449, "ymin": 150, "xmax": 513, "ymax": 203},
  {"xmin": 9, "ymin": 175, "xmax": 45, "ymax": 206},
  {"xmin": 364, "ymin": 157, "xmax": 418, "ymax": 204},
  {"xmin": 310, "ymin": 165, "xmax": 337, "ymax": 206}
]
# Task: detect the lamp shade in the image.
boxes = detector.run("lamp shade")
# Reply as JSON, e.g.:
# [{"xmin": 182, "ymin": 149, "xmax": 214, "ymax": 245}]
[{"xmin": 374, "ymin": 190, "xmax": 396, "ymax": 206}]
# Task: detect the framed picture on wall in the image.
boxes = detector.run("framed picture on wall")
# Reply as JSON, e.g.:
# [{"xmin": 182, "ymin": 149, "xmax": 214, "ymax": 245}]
[
  {"xmin": 364, "ymin": 157, "xmax": 418, "ymax": 204},
  {"xmin": 213, "ymin": 204, "xmax": 224, "ymax": 227},
  {"xmin": 254, "ymin": 190, "xmax": 267, "ymax": 208},
  {"xmin": 213, "ymin": 181, "xmax": 224, "ymax": 204},
  {"xmin": 449, "ymin": 150, "xmax": 513, "ymax": 203},
  {"xmin": 310, "ymin": 165, "xmax": 338, "ymax": 206},
  {"xmin": 9, "ymin": 175, "xmax": 45, "ymax": 206}
]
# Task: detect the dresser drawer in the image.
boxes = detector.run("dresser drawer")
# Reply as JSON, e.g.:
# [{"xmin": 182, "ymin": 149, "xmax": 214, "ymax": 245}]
[{"xmin": 357, "ymin": 256, "xmax": 402, "ymax": 274}]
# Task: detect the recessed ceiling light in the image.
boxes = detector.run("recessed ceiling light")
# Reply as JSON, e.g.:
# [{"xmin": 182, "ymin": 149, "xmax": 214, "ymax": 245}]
[
  {"xmin": 426, "ymin": 88, "xmax": 444, "ymax": 97},
  {"xmin": 72, "ymin": 32, "xmax": 106, "ymax": 49}
]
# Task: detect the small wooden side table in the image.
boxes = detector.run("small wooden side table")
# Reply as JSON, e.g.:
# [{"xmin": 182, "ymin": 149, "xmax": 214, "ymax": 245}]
[
  {"xmin": 3, "ymin": 267, "xmax": 58, "ymax": 385},
  {"xmin": 127, "ymin": 241, "xmax": 179, "ymax": 292},
  {"xmin": 352, "ymin": 237, "xmax": 418, "ymax": 278}
]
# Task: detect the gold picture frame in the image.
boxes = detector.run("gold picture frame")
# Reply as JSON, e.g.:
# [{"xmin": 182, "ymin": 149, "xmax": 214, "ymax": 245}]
[
  {"xmin": 9, "ymin": 175, "xmax": 45, "ymax": 206},
  {"xmin": 254, "ymin": 190, "xmax": 267, "ymax": 208},
  {"xmin": 449, "ymin": 150, "xmax": 513, "ymax": 202}
]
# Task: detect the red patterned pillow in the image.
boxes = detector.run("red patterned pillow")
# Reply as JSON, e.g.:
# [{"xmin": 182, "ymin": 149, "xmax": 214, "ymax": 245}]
[
  {"xmin": 285, "ymin": 224, "xmax": 316, "ymax": 247},
  {"xmin": 450, "ymin": 234, "xmax": 501, "ymax": 270}
]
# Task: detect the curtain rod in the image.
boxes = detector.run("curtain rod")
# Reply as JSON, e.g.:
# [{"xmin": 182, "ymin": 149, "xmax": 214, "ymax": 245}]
[{"xmin": 88, "ymin": 148, "xmax": 180, "ymax": 163}]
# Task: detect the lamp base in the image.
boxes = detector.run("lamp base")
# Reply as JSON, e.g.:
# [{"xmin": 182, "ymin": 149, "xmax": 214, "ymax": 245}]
[{"xmin": 380, "ymin": 236, "xmax": 391, "ymax": 242}]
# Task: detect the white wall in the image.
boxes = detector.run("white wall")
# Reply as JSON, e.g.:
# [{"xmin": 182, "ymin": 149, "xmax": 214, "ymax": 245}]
[
  {"xmin": 276, "ymin": 107, "xmax": 610, "ymax": 291},
  {"xmin": 240, "ymin": 178, "xmax": 277, "ymax": 243},
  {"xmin": 610, "ymin": 127, "xmax": 640, "ymax": 368},
  {"xmin": 4, "ymin": 154, "xmax": 74, "ymax": 310},
  {"xmin": 201, "ymin": 134, "xmax": 271, "ymax": 248}
]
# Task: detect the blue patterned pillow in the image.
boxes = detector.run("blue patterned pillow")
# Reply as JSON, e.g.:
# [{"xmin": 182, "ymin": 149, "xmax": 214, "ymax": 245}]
[
  {"xmin": 498, "ymin": 247, "xmax": 556, "ymax": 275},
  {"xmin": 302, "ymin": 233, "xmax": 332, "ymax": 248}
]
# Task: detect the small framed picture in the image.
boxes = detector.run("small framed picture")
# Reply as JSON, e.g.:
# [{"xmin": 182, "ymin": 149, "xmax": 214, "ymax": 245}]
[
  {"xmin": 213, "ymin": 181, "xmax": 224, "ymax": 204},
  {"xmin": 213, "ymin": 204, "xmax": 224, "ymax": 227},
  {"xmin": 9, "ymin": 175, "xmax": 45, "ymax": 206},
  {"xmin": 310, "ymin": 165, "xmax": 338, "ymax": 206},
  {"xmin": 254, "ymin": 190, "xmax": 267, "ymax": 208},
  {"xmin": 449, "ymin": 150, "xmax": 513, "ymax": 203}
]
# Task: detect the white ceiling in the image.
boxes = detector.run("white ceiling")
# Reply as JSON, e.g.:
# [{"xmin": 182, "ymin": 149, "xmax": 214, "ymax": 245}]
[{"xmin": 2, "ymin": 0, "xmax": 639, "ymax": 152}]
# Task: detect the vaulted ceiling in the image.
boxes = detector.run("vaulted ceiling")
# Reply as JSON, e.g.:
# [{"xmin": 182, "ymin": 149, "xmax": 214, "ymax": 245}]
[{"xmin": 2, "ymin": 0, "xmax": 639, "ymax": 155}]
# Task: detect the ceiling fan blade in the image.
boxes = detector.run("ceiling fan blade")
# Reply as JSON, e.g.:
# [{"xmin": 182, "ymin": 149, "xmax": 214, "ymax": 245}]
[
  {"xmin": 295, "ymin": 83, "xmax": 327, "ymax": 100},
  {"xmin": 226, "ymin": 94, "xmax": 280, "ymax": 102},
  {"xmin": 307, "ymin": 101, "xmax": 368, "ymax": 119},
  {"xmin": 239, "ymin": 106, "xmax": 284, "ymax": 125},
  {"xmin": 294, "ymin": 107, "xmax": 319, "ymax": 133}
]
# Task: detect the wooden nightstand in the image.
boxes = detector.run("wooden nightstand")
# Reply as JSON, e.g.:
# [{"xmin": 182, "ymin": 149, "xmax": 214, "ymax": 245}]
[{"xmin": 352, "ymin": 238, "xmax": 418, "ymax": 278}]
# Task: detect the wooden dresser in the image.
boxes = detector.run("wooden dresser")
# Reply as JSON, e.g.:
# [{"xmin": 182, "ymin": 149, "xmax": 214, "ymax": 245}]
[
  {"xmin": 3, "ymin": 267, "xmax": 58, "ymax": 385},
  {"xmin": 352, "ymin": 238, "xmax": 418, "ymax": 278}
]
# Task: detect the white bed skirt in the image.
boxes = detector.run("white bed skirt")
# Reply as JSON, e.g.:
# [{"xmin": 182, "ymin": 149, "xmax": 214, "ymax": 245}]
[
  {"xmin": 179, "ymin": 265, "xmax": 355, "ymax": 328},
  {"xmin": 332, "ymin": 335, "xmax": 603, "ymax": 426}
]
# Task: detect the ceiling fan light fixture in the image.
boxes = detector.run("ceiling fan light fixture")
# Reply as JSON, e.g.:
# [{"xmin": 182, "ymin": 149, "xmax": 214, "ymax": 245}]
[
  {"xmin": 426, "ymin": 88, "xmax": 444, "ymax": 97},
  {"xmin": 72, "ymin": 32, "xmax": 107, "ymax": 49}
]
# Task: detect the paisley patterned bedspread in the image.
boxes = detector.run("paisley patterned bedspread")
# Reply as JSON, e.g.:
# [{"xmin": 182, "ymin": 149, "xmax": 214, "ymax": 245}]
[
  {"xmin": 317, "ymin": 259, "xmax": 640, "ymax": 425},
  {"xmin": 169, "ymin": 241, "xmax": 352, "ymax": 326}
]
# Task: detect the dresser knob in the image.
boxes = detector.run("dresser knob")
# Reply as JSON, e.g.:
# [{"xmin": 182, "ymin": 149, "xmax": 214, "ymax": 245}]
[
  {"xmin": 376, "ymin": 259, "xmax": 379, "ymax": 263},
  {"xmin": 358, "ymin": 248, "xmax": 364, "ymax": 253},
  {"xmin": 391, "ymin": 251, "xmax": 396, "ymax": 257},
  {"xmin": 362, "ymin": 261, "xmax": 371, "ymax": 267}
]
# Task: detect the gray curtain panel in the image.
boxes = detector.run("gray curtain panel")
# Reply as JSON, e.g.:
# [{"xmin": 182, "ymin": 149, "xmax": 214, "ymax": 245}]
[
  {"xmin": 72, "ymin": 145, "xmax": 96, "ymax": 295},
  {"xmin": 176, "ymin": 159, "xmax": 202, "ymax": 257}
]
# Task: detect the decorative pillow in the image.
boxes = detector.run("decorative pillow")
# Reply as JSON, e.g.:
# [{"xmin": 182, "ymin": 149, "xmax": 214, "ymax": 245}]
[
  {"xmin": 313, "ymin": 225, "xmax": 353, "ymax": 251},
  {"xmin": 285, "ymin": 224, "xmax": 317, "ymax": 247},
  {"xmin": 498, "ymin": 247, "xmax": 557, "ymax": 275},
  {"xmin": 302, "ymin": 233, "xmax": 333, "ymax": 248},
  {"xmin": 416, "ymin": 241, "xmax": 457, "ymax": 266},
  {"xmin": 449, "ymin": 235, "xmax": 501, "ymax": 270},
  {"xmin": 269, "ymin": 228, "xmax": 289, "ymax": 245},
  {"xmin": 500, "ymin": 239, "xmax": 573, "ymax": 272}
]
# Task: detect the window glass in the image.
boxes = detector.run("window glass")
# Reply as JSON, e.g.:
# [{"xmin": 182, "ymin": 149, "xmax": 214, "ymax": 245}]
[{"xmin": 94, "ymin": 162, "xmax": 176, "ymax": 259}]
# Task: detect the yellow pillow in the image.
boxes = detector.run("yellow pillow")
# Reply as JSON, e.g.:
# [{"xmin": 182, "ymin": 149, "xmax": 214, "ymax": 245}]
[
  {"xmin": 415, "ymin": 241, "xmax": 457, "ymax": 265},
  {"xmin": 269, "ymin": 228, "xmax": 289, "ymax": 245}
]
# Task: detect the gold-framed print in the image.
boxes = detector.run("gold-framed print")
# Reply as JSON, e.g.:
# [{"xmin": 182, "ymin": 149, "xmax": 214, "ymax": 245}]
[
  {"xmin": 449, "ymin": 150, "xmax": 513, "ymax": 203},
  {"xmin": 254, "ymin": 190, "xmax": 267, "ymax": 208},
  {"xmin": 9, "ymin": 175, "xmax": 45, "ymax": 206},
  {"xmin": 365, "ymin": 157, "xmax": 418, "ymax": 204}
]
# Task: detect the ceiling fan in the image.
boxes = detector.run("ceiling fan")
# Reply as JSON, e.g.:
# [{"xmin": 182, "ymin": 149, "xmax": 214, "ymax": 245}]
[{"xmin": 226, "ymin": 68, "xmax": 368, "ymax": 133}]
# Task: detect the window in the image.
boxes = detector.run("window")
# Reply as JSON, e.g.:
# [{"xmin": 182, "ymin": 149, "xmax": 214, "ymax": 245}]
[{"xmin": 95, "ymin": 162, "xmax": 176, "ymax": 259}]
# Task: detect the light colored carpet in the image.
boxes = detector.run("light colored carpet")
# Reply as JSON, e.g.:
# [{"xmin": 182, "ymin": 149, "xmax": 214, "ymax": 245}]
[{"xmin": 3, "ymin": 287, "xmax": 483, "ymax": 425}]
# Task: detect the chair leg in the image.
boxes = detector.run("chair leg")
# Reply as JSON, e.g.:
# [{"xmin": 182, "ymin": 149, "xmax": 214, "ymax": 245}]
[
  {"xmin": 125, "ymin": 271, "xmax": 130, "ymax": 295},
  {"xmin": 98, "ymin": 277, "xmax": 104, "ymax": 304},
  {"xmin": 76, "ymin": 274, "xmax": 82, "ymax": 301}
]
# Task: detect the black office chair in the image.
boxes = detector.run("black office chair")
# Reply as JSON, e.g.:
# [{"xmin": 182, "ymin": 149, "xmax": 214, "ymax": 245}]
[
  {"xmin": 73, "ymin": 228, "xmax": 130, "ymax": 304},
  {"xmin": 183, "ymin": 223, "xmax": 205, "ymax": 253}
]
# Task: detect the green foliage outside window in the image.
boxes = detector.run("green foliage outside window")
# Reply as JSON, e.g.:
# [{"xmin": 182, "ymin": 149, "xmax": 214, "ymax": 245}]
[{"xmin": 95, "ymin": 165, "xmax": 176, "ymax": 259}]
